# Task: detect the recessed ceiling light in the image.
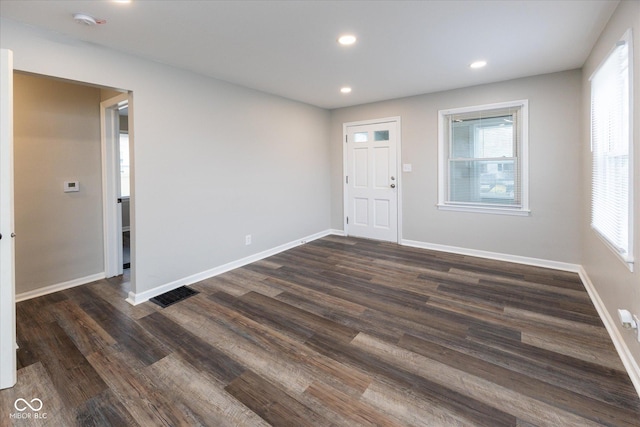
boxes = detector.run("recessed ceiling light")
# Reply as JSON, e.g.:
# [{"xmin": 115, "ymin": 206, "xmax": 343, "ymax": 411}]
[
  {"xmin": 470, "ymin": 60, "xmax": 487, "ymax": 69},
  {"xmin": 338, "ymin": 35, "xmax": 357, "ymax": 46},
  {"xmin": 340, "ymin": 87, "xmax": 352, "ymax": 94}
]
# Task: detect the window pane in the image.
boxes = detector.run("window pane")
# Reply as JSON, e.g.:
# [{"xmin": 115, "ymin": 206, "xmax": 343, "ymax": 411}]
[
  {"xmin": 354, "ymin": 132, "xmax": 368, "ymax": 142},
  {"xmin": 449, "ymin": 159, "xmax": 517, "ymax": 205},
  {"xmin": 451, "ymin": 116, "xmax": 513, "ymax": 159},
  {"xmin": 374, "ymin": 130, "xmax": 389, "ymax": 141}
]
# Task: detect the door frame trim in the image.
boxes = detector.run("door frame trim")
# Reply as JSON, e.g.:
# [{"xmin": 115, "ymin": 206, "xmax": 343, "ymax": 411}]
[
  {"xmin": 100, "ymin": 93, "xmax": 129, "ymax": 278},
  {"xmin": 342, "ymin": 116, "xmax": 402, "ymax": 243},
  {"xmin": 0, "ymin": 48, "xmax": 16, "ymax": 390}
]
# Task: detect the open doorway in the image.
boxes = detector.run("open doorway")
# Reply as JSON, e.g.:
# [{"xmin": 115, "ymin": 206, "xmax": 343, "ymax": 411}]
[
  {"xmin": 118, "ymin": 104, "xmax": 131, "ymax": 270},
  {"xmin": 101, "ymin": 93, "xmax": 133, "ymax": 278},
  {"xmin": 11, "ymin": 74, "xmax": 134, "ymax": 299}
]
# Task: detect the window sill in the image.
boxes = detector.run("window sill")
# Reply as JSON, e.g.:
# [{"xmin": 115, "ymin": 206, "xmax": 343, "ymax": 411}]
[
  {"xmin": 591, "ymin": 226, "xmax": 635, "ymax": 272},
  {"xmin": 437, "ymin": 203, "xmax": 531, "ymax": 217}
]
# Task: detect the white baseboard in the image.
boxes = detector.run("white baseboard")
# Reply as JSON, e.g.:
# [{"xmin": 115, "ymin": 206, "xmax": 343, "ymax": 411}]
[
  {"xmin": 15, "ymin": 272, "xmax": 106, "ymax": 302},
  {"xmin": 578, "ymin": 267, "xmax": 640, "ymax": 398},
  {"xmin": 328, "ymin": 229, "xmax": 345, "ymax": 236},
  {"xmin": 401, "ymin": 239, "xmax": 581, "ymax": 273},
  {"xmin": 126, "ymin": 229, "xmax": 334, "ymax": 305}
]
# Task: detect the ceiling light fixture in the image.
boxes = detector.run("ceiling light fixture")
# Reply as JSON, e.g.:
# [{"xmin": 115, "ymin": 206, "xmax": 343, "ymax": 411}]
[
  {"xmin": 470, "ymin": 60, "xmax": 487, "ymax": 69},
  {"xmin": 72, "ymin": 13, "xmax": 106, "ymax": 25},
  {"xmin": 338, "ymin": 35, "xmax": 357, "ymax": 46},
  {"xmin": 340, "ymin": 87, "xmax": 352, "ymax": 94}
]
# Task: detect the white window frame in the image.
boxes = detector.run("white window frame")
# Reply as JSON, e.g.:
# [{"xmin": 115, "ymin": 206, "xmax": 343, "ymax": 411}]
[
  {"xmin": 590, "ymin": 28, "xmax": 634, "ymax": 272},
  {"xmin": 438, "ymin": 100, "xmax": 530, "ymax": 216}
]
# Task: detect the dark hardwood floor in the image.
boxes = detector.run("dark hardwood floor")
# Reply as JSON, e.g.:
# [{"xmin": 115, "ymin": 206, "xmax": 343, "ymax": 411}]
[{"xmin": 1, "ymin": 236, "xmax": 639, "ymax": 426}]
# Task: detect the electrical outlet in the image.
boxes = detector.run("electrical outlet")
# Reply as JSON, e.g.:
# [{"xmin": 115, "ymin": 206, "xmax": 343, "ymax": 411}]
[{"xmin": 245, "ymin": 234, "xmax": 252, "ymax": 245}]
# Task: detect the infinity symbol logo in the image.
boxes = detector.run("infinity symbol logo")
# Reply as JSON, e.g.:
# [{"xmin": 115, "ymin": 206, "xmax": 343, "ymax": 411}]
[{"xmin": 14, "ymin": 398, "xmax": 43, "ymax": 412}]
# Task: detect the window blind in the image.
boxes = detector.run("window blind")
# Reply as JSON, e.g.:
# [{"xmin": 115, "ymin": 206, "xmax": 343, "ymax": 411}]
[
  {"xmin": 590, "ymin": 30, "xmax": 633, "ymax": 268},
  {"xmin": 446, "ymin": 108, "xmax": 521, "ymax": 207}
]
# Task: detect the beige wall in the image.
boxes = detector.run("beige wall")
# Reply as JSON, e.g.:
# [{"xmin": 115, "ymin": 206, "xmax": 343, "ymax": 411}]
[
  {"xmin": 330, "ymin": 70, "xmax": 583, "ymax": 264},
  {"xmin": 13, "ymin": 73, "xmax": 104, "ymax": 294},
  {"xmin": 581, "ymin": 0, "xmax": 640, "ymax": 370}
]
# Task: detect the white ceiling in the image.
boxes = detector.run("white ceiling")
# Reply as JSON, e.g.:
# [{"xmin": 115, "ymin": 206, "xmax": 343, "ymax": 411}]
[{"xmin": 0, "ymin": 0, "xmax": 618, "ymax": 109}]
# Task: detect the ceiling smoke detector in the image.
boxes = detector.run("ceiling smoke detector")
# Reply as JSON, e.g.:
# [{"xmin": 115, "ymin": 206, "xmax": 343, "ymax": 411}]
[{"xmin": 72, "ymin": 13, "xmax": 105, "ymax": 26}]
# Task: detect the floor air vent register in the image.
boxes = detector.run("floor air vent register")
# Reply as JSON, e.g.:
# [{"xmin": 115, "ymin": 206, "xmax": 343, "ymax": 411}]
[{"xmin": 149, "ymin": 286, "xmax": 199, "ymax": 308}]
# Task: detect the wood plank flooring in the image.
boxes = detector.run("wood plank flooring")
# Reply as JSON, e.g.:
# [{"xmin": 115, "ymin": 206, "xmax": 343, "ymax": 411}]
[{"xmin": 1, "ymin": 236, "xmax": 639, "ymax": 426}]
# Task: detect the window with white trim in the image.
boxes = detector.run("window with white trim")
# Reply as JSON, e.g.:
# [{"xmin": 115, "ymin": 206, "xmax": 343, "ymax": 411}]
[
  {"xmin": 590, "ymin": 29, "xmax": 634, "ymax": 271},
  {"xmin": 438, "ymin": 100, "xmax": 529, "ymax": 215}
]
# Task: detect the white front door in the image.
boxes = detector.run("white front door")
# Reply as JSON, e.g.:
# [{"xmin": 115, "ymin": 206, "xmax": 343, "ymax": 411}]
[
  {"xmin": 345, "ymin": 119, "xmax": 399, "ymax": 242},
  {"xmin": 0, "ymin": 49, "xmax": 17, "ymax": 389}
]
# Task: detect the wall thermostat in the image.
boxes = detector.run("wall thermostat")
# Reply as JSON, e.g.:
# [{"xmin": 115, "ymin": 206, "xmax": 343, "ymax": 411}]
[{"xmin": 64, "ymin": 181, "xmax": 79, "ymax": 192}]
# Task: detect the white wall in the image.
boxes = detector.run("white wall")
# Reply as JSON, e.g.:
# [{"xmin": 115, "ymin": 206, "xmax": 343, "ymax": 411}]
[
  {"xmin": 13, "ymin": 73, "xmax": 104, "ymax": 294},
  {"xmin": 1, "ymin": 18, "xmax": 332, "ymax": 297},
  {"xmin": 330, "ymin": 70, "xmax": 583, "ymax": 264},
  {"xmin": 581, "ymin": 0, "xmax": 640, "ymax": 373}
]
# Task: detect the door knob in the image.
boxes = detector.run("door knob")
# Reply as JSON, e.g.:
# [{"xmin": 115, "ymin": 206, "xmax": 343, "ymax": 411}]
[{"xmin": 390, "ymin": 184, "xmax": 396, "ymax": 188}]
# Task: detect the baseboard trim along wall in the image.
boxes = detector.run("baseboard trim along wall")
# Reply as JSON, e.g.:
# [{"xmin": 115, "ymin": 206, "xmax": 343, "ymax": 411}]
[
  {"xmin": 126, "ymin": 229, "xmax": 335, "ymax": 305},
  {"xmin": 15, "ymin": 272, "xmax": 106, "ymax": 303},
  {"xmin": 578, "ymin": 267, "xmax": 640, "ymax": 398},
  {"xmin": 401, "ymin": 239, "xmax": 581, "ymax": 273},
  {"xmin": 329, "ymin": 228, "xmax": 345, "ymax": 236}
]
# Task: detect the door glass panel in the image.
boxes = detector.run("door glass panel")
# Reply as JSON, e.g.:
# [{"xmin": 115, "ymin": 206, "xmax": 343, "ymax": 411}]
[
  {"xmin": 354, "ymin": 132, "xmax": 368, "ymax": 142},
  {"xmin": 374, "ymin": 130, "xmax": 389, "ymax": 141}
]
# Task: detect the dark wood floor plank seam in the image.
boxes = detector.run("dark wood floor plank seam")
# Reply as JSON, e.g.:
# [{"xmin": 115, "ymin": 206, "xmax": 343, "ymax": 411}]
[
  {"xmin": 138, "ymin": 311, "xmax": 247, "ymax": 384},
  {"xmin": 403, "ymin": 318, "xmax": 638, "ymax": 407},
  {"xmin": 304, "ymin": 332, "xmax": 518, "ymax": 427},
  {"xmin": 225, "ymin": 370, "xmax": 330, "ymax": 427},
  {"xmin": 398, "ymin": 333, "xmax": 640, "ymax": 424},
  {"xmin": 352, "ymin": 332, "xmax": 615, "ymax": 427},
  {"xmin": 200, "ymin": 293, "xmax": 375, "ymax": 396}
]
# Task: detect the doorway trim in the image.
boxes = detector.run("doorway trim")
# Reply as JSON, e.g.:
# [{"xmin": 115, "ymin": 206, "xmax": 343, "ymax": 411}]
[
  {"xmin": 342, "ymin": 116, "xmax": 402, "ymax": 243},
  {"xmin": 0, "ymin": 48, "xmax": 16, "ymax": 390},
  {"xmin": 100, "ymin": 93, "xmax": 129, "ymax": 279}
]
